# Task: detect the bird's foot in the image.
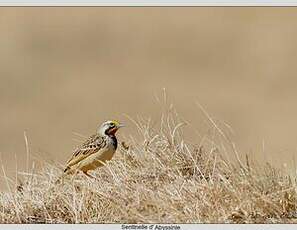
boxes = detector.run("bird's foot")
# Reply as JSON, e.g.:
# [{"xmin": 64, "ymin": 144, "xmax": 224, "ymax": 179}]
[{"xmin": 83, "ymin": 171, "xmax": 96, "ymax": 179}]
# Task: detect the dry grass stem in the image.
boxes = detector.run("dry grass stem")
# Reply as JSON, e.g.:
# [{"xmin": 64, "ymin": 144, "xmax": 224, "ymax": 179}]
[{"xmin": 0, "ymin": 104, "xmax": 296, "ymax": 223}]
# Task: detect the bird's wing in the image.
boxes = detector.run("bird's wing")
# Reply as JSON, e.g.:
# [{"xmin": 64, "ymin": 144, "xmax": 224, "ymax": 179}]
[{"xmin": 65, "ymin": 134, "xmax": 106, "ymax": 170}]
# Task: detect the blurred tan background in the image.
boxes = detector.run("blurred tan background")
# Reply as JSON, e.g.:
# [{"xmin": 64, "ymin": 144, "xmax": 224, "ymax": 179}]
[{"xmin": 1, "ymin": 7, "xmax": 297, "ymax": 181}]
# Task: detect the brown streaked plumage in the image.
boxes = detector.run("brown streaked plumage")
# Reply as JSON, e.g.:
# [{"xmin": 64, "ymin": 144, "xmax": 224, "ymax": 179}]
[{"xmin": 62, "ymin": 120, "xmax": 124, "ymax": 179}]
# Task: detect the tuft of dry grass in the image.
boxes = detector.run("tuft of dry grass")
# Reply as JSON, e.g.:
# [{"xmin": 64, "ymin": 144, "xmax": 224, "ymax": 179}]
[{"xmin": 1, "ymin": 104, "xmax": 297, "ymax": 223}]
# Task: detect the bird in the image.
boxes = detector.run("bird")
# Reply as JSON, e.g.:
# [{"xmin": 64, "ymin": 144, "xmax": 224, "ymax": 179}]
[{"xmin": 62, "ymin": 120, "xmax": 124, "ymax": 179}]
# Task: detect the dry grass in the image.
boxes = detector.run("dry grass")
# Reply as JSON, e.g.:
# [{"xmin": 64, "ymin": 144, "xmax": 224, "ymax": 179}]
[{"xmin": 1, "ymin": 103, "xmax": 297, "ymax": 223}]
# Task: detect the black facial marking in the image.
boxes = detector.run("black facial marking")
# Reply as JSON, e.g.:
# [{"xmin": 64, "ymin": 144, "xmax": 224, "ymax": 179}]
[
  {"xmin": 105, "ymin": 127, "xmax": 114, "ymax": 135},
  {"xmin": 111, "ymin": 136, "xmax": 118, "ymax": 150}
]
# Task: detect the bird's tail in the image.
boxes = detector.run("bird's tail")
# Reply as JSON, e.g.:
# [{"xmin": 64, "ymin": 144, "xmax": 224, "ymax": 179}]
[
  {"xmin": 64, "ymin": 166, "xmax": 71, "ymax": 173},
  {"xmin": 54, "ymin": 167, "xmax": 71, "ymax": 185}
]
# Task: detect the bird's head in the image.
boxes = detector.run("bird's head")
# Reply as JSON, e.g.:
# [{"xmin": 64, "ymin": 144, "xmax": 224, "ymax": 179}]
[{"xmin": 97, "ymin": 120, "xmax": 124, "ymax": 136}]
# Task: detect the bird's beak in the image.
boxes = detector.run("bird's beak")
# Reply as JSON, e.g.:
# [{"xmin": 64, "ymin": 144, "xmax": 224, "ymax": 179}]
[{"xmin": 117, "ymin": 123, "xmax": 125, "ymax": 129}]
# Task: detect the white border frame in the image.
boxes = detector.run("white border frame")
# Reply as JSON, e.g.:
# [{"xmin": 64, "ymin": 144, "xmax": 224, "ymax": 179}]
[
  {"xmin": 0, "ymin": 3, "xmax": 295, "ymax": 230},
  {"xmin": 0, "ymin": 0, "xmax": 297, "ymax": 6}
]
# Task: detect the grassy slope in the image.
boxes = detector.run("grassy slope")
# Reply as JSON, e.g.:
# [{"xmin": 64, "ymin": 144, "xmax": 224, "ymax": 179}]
[{"xmin": 0, "ymin": 106, "xmax": 297, "ymax": 223}]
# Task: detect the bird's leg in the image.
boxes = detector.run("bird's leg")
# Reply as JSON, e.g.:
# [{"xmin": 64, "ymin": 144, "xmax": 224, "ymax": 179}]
[
  {"xmin": 69, "ymin": 169, "xmax": 79, "ymax": 183},
  {"xmin": 83, "ymin": 171, "xmax": 95, "ymax": 179}
]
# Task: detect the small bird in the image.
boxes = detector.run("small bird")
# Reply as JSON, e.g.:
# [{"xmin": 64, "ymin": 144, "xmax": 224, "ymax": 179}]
[{"xmin": 63, "ymin": 120, "xmax": 124, "ymax": 179}]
